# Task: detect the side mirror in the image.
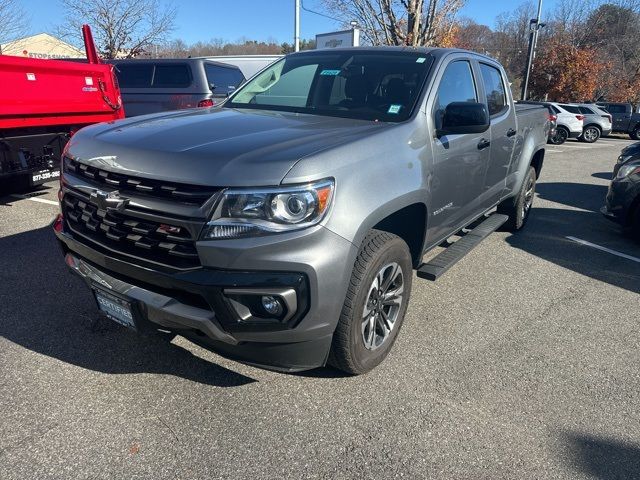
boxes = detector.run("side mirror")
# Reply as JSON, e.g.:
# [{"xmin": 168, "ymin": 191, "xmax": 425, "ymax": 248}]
[{"xmin": 438, "ymin": 102, "xmax": 490, "ymax": 136}]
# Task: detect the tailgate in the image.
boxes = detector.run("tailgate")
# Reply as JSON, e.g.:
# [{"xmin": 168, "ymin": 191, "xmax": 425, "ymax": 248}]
[{"xmin": 0, "ymin": 55, "xmax": 124, "ymax": 129}]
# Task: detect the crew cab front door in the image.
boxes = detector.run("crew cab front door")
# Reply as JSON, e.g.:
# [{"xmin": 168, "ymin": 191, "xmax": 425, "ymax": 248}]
[{"xmin": 427, "ymin": 58, "xmax": 489, "ymax": 244}]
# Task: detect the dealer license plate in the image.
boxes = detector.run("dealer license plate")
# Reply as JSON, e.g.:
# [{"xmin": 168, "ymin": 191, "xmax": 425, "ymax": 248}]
[
  {"xmin": 93, "ymin": 287, "xmax": 136, "ymax": 329},
  {"xmin": 31, "ymin": 169, "xmax": 60, "ymax": 185}
]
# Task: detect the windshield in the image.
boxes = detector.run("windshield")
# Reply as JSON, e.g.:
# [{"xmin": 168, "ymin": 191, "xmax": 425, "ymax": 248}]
[{"xmin": 225, "ymin": 50, "xmax": 434, "ymax": 122}]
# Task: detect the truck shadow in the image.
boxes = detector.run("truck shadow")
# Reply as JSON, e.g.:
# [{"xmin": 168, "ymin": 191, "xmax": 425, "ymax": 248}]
[
  {"xmin": 506, "ymin": 204, "xmax": 640, "ymax": 294},
  {"xmin": 563, "ymin": 431, "xmax": 640, "ymax": 479},
  {"xmin": 0, "ymin": 226, "xmax": 255, "ymax": 387},
  {"xmin": 536, "ymin": 182, "xmax": 609, "ymax": 212}
]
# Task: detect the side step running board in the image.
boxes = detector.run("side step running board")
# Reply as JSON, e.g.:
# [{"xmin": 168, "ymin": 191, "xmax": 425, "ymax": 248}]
[{"xmin": 417, "ymin": 213, "xmax": 508, "ymax": 281}]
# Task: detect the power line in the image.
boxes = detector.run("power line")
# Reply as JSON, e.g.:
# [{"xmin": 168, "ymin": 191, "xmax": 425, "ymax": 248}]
[{"xmin": 300, "ymin": 0, "xmax": 344, "ymax": 24}]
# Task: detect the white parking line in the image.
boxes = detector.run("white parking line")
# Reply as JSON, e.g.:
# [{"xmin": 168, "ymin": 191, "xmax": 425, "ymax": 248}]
[
  {"xmin": 547, "ymin": 149, "xmax": 564, "ymax": 153},
  {"xmin": 566, "ymin": 236, "xmax": 640, "ymax": 264},
  {"xmin": 562, "ymin": 143, "xmax": 616, "ymax": 149},
  {"xmin": 9, "ymin": 194, "xmax": 58, "ymax": 206}
]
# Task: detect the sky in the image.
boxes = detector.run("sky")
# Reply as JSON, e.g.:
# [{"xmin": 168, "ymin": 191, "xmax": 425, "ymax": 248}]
[{"xmin": 21, "ymin": 0, "xmax": 559, "ymax": 45}]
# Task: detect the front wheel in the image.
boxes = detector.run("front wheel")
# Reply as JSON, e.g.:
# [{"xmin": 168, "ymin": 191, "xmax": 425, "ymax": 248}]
[
  {"xmin": 497, "ymin": 166, "xmax": 537, "ymax": 231},
  {"xmin": 329, "ymin": 230, "xmax": 412, "ymax": 375},
  {"xmin": 630, "ymin": 126, "xmax": 640, "ymax": 141}
]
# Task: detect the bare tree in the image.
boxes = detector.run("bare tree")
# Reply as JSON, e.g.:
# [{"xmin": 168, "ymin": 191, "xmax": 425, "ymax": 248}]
[
  {"xmin": 57, "ymin": 0, "xmax": 176, "ymax": 58},
  {"xmin": 0, "ymin": 0, "xmax": 30, "ymax": 47},
  {"xmin": 322, "ymin": 0, "xmax": 465, "ymax": 46}
]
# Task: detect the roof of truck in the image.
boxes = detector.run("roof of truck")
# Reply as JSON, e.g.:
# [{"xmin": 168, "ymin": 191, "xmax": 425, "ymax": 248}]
[{"xmin": 287, "ymin": 46, "xmax": 499, "ymax": 63}]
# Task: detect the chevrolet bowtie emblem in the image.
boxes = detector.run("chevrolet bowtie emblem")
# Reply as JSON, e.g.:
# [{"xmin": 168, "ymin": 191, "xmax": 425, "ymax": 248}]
[{"xmin": 89, "ymin": 189, "xmax": 130, "ymax": 212}]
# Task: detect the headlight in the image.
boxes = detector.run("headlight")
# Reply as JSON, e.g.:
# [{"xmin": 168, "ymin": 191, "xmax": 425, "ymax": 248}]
[
  {"xmin": 616, "ymin": 163, "xmax": 640, "ymax": 179},
  {"xmin": 201, "ymin": 179, "xmax": 334, "ymax": 239},
  {"xmin": 618, "ymin": 154, "xmax": 632, "ymax": 164}
]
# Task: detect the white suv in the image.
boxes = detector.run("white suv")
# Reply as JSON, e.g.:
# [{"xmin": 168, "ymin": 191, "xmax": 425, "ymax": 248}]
[
  {"xmin": 519, "ymin": 101, "xmax": 584, "ymax": 144},
  {"xmin": 546, "ymin": 102, "xmax": 585, "ymax": 144}
]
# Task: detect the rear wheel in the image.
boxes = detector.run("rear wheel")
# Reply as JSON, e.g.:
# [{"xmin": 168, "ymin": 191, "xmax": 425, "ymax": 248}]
[
  {"xmin": 630, "ymin": 126, "xmax": 640, "ymax": 141},
  {"xmin": 497, "ymin": 166, "xmax": 537, "ymax": 231},
  {"xmin": 550, "ymin": 126, "xmax": 568, "ymax": 145},
  {"xmin": 580, "ymin": 125, "xmax": 601, "ymax": 143},
  {"xmin": 329, "ymin": 230, "xmax": 412, "ymax": 375}
]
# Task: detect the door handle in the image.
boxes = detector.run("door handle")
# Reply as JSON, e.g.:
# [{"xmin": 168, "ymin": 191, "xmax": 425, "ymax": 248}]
[
  {"xmin": 477, "ymin": 139, "xmax": 491, "ymax": 150},
  {"xmin": 506, "ymin": 128, "xmax": 517, "ymax": 137}
]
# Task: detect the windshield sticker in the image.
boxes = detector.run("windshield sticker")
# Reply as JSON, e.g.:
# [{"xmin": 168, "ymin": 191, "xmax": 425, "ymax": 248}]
[
  {"xmin": 388, "ymin": 104, "xmax": 402, "ymax": 114},
  {"xmin": 416, "ymin": 57, "xmax": 426, "ymax": 63},
  {"xmin": 320, "ymin": 69, "xmax": 341, "ymax": 76}
]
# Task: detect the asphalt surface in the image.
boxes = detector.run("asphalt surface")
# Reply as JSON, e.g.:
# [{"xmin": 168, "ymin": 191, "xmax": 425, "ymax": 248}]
[{"xmin": 1, "ymin": 136, "xmax": 639, "ymax": 479}]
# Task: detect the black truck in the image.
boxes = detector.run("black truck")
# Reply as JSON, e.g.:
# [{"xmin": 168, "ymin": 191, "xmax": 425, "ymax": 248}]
[{"xmin": 596, "ymin": 102, "xmax": 640, "ymax": 140}]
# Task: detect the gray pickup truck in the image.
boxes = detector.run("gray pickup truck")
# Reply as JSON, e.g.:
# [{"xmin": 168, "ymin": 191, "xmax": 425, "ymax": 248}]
[{"xmin": 53, "ymin": 47, "xmax": 548, "ymax": 374}]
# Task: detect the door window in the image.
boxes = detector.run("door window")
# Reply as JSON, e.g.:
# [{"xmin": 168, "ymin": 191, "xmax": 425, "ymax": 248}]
[
  {"xmin": 152, "ymin": 64, "xmax": 192, "ymax": 88},
  {"xmin": 606, "ymin": 104, "xmax": 626, "ymax": 113},
  {"xmin": 434, "ymin": 60, "xmax": 477, "ymax": 129},
  {"xmin": 479, "ymin": 63, "xmax": 507, "ymax": 116}
]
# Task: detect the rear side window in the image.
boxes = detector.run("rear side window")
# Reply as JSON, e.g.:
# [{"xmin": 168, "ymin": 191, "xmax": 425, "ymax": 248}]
[
  {"xmin": 550, "ymin": 105, "xmax": 561, "ymax": 114},
  {"xmin": 479, "ymin": 63, "xmax": 507, "ymax": 116},
  {"xmin": 153, "ymin": 64, "xmax": 192, "ymax": 87},
  {"xmin": 115, "ymin": 64, "xmax": 153, "ymax": 88},
  {"xmin": 204, "ymin": 64, "xmax": 245, "ymax": 95},
  {"xmin": 579, "ymin": 106, "xmax": 596, "ymax": 114},
  {"xmin": 560, "ymin": 104, "xmax": 582, "ymax": 114},
  {"xmin": 434, "ymin": 60, "xmax": 477, "ymax": 127}
]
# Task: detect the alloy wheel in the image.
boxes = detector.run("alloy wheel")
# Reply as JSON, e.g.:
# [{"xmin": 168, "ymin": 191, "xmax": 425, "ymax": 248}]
[{"xmin": 361, "ymin": 262, "xmax": 404, "ymax": 351}]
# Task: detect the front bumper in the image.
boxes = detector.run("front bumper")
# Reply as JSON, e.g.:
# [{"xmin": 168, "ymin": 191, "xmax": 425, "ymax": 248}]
[
  {"xmin": 55, "ymin": 222, "xmax": 357, "ymax": 372},
  {"xmin": 602, "ymin": 178, "xmax": 639, "ymax": 227}
]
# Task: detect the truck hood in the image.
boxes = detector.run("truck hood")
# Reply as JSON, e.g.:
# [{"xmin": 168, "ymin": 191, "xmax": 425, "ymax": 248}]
[{"xmin": 67, "ymin": 107, "xmax": 388, "ymax": 187}]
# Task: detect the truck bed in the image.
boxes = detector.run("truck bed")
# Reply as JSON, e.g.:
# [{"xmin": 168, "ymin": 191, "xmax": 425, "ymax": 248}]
[{"xmin": 0, "ymin": 54, "xmax": 123, "ymax": 130}]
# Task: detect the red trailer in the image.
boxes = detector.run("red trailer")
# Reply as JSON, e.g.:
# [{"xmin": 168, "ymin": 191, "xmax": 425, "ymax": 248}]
[{"xmin": 0, "ymin": 25, "xmax": 124, "ymax": 190}]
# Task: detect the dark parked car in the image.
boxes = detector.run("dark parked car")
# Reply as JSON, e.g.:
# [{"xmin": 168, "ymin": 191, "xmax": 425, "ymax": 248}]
[
  {"xmin": 109, "ymin": 58, "xmax": 246, "ymax": 117},
  {"xmin": 602, "ymin": 142, "xmax": 640, "ymax": 239},
  {"xmin": 596, "ymin": 102, "xmax": 640, "ymax": 140}
]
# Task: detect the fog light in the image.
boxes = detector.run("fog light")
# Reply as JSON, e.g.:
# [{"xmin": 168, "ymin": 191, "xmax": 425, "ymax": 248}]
[{"xmin": 261, "ymin": 295, "xmax": 283, "ymax": 316}]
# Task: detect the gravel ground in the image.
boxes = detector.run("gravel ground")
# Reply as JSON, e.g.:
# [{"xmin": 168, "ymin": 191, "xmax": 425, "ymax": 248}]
[{"xmin": 1, "ymin": 136, "xmax": 639, "ymax": 479}]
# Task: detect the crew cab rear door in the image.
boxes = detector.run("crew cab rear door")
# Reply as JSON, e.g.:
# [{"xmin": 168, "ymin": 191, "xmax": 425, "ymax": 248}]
[{"xmin": 475, "ymin": 60, "xmax": 516, "ymax": 208}]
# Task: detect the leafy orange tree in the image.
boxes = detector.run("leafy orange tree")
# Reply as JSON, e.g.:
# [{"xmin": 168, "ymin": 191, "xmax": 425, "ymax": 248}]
[{"xmin": 528, "ymin": 38, "xmax": 608, "ymax": 102}]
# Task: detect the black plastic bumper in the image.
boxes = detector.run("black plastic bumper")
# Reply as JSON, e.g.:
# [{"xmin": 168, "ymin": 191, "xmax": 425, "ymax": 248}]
[{"xmin": 54, "ymin": 226, "xmax": 332, "ymax": 372}]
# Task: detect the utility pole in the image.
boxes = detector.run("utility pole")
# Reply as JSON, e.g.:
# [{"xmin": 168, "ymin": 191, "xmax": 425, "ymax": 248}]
[
  {"xmin": 294, "ymin": 0, "xmax": 300, "ymax": 52},
  {"xmin": 521, "ymin": 0, "xmax": 544, "ymax": 101}
]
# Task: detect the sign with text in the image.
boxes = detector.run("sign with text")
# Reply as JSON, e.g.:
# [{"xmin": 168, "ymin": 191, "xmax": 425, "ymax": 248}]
[{"xmin": 315, "ymin": 29, "xmax": 360, "ymax": 49}]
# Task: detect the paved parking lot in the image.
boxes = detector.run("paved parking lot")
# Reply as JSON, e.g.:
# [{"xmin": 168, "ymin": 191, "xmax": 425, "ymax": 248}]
[{"xmin": 1, "ymin": 137, "xmax": 639, "ymax": 479}]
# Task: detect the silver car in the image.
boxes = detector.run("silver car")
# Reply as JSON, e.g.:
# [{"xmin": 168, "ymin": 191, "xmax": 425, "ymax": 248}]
[{"xmin": 558, "ymin": 103, "xmax": 612, "ymax": 143}]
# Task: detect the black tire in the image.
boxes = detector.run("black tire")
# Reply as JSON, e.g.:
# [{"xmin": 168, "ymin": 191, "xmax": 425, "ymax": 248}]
[
  {"xmin": 579, "ymin": 125, "xmax": 601, "ymax": 143},
  {"xmin": 329, "ymin": 230, "xmax": 413, "ymax": 375},
  {"xmin": 497, "ymin": 166, "xmax": 537, "ymax": 231},
  {"xmin": 550, "ymin": 126, "xmax": 568, "ymax": 145},
  {"xmin": 630, "ymin": 126, "xmax": 640, "ymax": 141}
]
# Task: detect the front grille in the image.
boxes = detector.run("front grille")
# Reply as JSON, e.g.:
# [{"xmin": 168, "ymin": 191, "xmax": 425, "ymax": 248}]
[
  {"xmin": 63, "ymin": 191, "xmax": 201, "ymax": 269},
  {"xmin": 64, "ymin": 157, "xmax": 218, "ymax": 206}
]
